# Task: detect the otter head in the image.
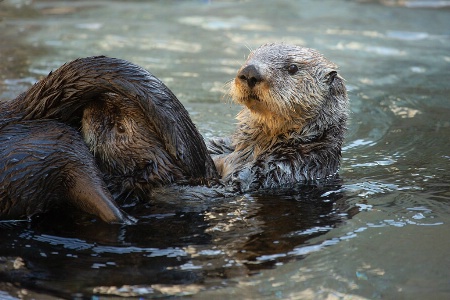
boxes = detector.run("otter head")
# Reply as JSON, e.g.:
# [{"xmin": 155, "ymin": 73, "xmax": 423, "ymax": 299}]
[
  {"xmin": 231, "ymin": 43, "xmax": 348, "ymax": 136},
  {"xmin": 81, "ymin": 93, "xmax": 184, "ymax": 189}
]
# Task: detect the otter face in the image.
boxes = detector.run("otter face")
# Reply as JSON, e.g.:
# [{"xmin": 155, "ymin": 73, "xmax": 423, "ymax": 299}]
[
  {"xmin": 81, "ymin": 93, "xmax": 185, "ymax": 188},
  {"xmin": 231, "ymin": 43, "xmax": 344, "ymax": 133},
  {"xmin": 82, "ymin": 94, "xmax": 153, "ymax": 174}
]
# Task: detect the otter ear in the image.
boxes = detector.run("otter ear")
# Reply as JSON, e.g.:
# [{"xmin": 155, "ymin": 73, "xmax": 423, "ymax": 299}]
[{"xmin": 325, "ymin": 71, "xmax": 338, "ymax": 85}]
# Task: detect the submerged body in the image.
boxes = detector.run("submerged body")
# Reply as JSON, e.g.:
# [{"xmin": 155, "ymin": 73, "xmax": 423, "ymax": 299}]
[
  {"xmin": 0, "ymin": 56, "xmax": 216, "ymax": 222},
  {"xmin": 210, "ymin": 43, "xmax": 349, "ymax": 191}
]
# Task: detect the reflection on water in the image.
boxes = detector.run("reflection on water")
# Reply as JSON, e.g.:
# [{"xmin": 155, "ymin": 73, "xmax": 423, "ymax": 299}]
[
  {"xmin": 1, "ymin": 0, "xmax": 449, "ymax": 299},
  {"xmin": 0, "ymin": 183, "xmax": 348, "ymax": 298}
]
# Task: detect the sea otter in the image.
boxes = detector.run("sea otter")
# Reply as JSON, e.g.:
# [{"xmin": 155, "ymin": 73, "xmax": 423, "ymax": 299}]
[
  {"xmin": 0, "ymin": 56, "xmax": 217, "ymax": 222},
  {"xmin": 209, "ymin": 43, "xmax": 349, "ymax": 191}
]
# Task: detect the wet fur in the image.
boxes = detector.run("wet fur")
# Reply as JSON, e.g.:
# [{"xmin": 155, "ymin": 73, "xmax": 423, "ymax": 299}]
[
  {"xmin": 0, "ymin": 56, "xmax": 217, "ymax": 221},
  {"xmin": 81, "ymin": 93, "xmax": 218, "ymax": 202},
  {"xmin": 0, "ymin": 44, "xmax": 348, "ymax": 221},
  {"xmin": 2, "ymin": 56, "xmax": 216, "ymax": 183},
  {"xmin": 0, "ymin": 120, "xmax": 129, "ymax": 223},
  {"xmin": 209, "ymin": 44, "xmax": 349, "ymax": 191}
]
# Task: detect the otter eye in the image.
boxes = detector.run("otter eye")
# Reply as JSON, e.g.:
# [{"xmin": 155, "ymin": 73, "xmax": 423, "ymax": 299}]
[
  {"xmin": 117, "ymin": 123, "xmax": 126, "ymax": 133},
  {"xmin": 287, "ymin": 64, "xmax": 299, "ymax": 75}
]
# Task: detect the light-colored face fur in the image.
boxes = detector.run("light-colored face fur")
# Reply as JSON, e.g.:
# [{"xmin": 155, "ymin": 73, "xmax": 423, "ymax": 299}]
[{"xmin": 230, "ymin": 43, "xmax": 340, "ymax": 136}]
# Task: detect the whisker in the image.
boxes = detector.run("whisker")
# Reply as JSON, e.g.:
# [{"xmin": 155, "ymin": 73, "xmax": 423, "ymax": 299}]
[
  {"xmin": 220, "ymin": 80, "xmax": 234, "ymax": 104},
  {"xmin": 244, "ymin": 43, "xmax": 253, "ymax": 53}
]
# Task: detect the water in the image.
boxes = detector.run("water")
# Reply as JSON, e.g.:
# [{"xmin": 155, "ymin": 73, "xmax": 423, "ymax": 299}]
[{"xmin": 1, "ymin": 0, "xmax": 449, "ymax": 299}]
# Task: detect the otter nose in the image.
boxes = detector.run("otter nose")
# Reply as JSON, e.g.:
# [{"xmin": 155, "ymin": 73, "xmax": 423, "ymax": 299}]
[{"xmin": 238, "ymin": 65, "xmax": 262, "ymax": 89}]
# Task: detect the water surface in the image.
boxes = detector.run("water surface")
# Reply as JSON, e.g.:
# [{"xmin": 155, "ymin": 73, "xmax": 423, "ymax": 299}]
[{"xmin": 0, "ymin": 0, "xmax": 449, "ymax": 299}]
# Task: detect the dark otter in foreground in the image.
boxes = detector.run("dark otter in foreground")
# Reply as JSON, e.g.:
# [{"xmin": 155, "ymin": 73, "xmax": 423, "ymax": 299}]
[
  {"xmin": 209, "ymin": 43, "xmax": 349, "ymax": 191},
  {"xmin": 0, "ymin": 56, "xmax": 216, "ymax": 222}
]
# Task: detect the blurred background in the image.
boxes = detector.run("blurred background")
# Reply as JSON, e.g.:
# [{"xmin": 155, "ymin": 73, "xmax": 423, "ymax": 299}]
[{"xmin": 1, "ymin": 0, "xmax": 449, "ymax": 299}]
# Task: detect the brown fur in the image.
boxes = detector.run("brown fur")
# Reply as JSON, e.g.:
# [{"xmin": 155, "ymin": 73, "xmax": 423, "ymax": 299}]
[
  {"xmin": 209, "ymin": 43, "xmax": 349, "ymax": 191},
  {"xmin": 81, "ymin": 92, "xmax": 218, "ymax": 202},
  {"xmin": 0, "ymin": 56, "xmax": 217, "ymax": 221},
  {"xmin": 0, "ymin": 120, "xmax": 131, "ymax": 223}
]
